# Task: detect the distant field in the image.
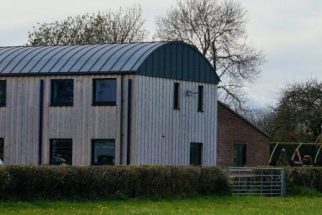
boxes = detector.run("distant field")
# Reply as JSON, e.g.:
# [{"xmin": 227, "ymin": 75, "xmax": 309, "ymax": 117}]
[{"xmin": 0, "ymin": 196, "xmax": 321, "ymax": 215}]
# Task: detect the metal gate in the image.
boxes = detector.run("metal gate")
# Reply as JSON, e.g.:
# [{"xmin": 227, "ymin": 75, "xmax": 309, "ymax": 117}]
[{"xmin": 227, "ymin": 167, "xmax": 286, "ymax": 196}]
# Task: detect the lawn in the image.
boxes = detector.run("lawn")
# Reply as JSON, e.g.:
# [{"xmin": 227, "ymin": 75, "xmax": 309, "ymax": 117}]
[{"xmin": 0, "ymin": 196, "xmax": 321, "ymax": 215}]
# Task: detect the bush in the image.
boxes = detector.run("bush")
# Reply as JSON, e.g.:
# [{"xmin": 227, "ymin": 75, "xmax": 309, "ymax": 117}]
[
  {"xmin": 0, "ymin": 165, "xmax": 230, "ymax": 200},
  {"xmin": 285, "ymin": 167, "xmax": 322, "ymax": 194}
]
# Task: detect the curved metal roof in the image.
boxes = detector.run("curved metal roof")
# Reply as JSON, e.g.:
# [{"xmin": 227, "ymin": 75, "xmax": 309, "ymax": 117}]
[{"xmin": 0, "ymin": 41, "xmax": 219, "ymax": 84}]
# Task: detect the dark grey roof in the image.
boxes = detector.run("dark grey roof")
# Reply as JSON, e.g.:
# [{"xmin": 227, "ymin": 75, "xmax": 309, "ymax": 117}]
[{"xmin": 0, "ymin": 41, "xmax": 219, "ymax": 84}]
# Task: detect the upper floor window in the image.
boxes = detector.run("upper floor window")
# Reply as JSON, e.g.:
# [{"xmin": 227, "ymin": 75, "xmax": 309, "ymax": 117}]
[
  {"xmin": 0, "ymin": 80, "xmax": 6, "ymax": 107},
  {"xmin": 51, "ymin": 79, "xmax": 74, "ymax": 106},
  {"xmin": 197, "ymin": 85, "xmax": 204, "ymax": 112},
  {"xmin": 173, "ymin": 82, "xmax": 180, "ymax": 110},
  {"xmin": 93, "ymin": 79, "xmax": 117, "ymax": 106}
]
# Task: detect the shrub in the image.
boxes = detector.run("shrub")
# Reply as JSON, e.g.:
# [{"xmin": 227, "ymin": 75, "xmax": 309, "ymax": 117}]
[
  {"xmin": 285, "ymin": 167, "xmax": 322, "ymax": 194},
  {"xmin": 0, "ymin": 165, "xmax": 230, "ymax": 200}
]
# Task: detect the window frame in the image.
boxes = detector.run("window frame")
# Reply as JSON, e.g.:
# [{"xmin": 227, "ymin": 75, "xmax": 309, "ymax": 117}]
[
  {"xmin": 91, "ymin": 139, "xmax": 116, "ymax": 166},
  {"xmin": 92, "ymin": 78, "xmax": 117, "ymax": 106},
  {"xmin": 173, "ymin": 82, "xmax": 180, "ymax": 110},
  {"xmin": 0, "ymin": 80, "xmax": 6, "ymax": 107},
  {"xmin": 190, "ymin": 142, "xmax": 203, "ymax": 166},
  {"xmin": 49, "ymin": 138, "xmax": 73, "ymax": 165},
  {"xmin": 197, "ymin": 85, "xmax": 204, "ymax": 112},
  {"xmin": 50, "ymin": 79, "xmax": 74, "ymax": 107}
]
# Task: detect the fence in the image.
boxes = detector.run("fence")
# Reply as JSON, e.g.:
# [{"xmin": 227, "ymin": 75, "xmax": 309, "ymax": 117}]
[{"xmin": 227, "ymin": 167, "xmax": 286, "ymax": 196}]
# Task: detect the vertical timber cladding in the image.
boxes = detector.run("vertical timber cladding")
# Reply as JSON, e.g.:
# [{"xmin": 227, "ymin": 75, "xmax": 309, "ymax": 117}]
[
  {"xmin": 2, "ymin": 75, "xmax": 126, "ymax": 165},
  {"xmin": 134, "ymin": 75, "xmax": 217, "ymax": 166}
]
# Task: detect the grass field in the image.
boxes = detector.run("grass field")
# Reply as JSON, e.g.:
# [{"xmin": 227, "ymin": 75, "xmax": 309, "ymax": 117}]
[{"xmin": 0, "ymin": 196, "xmax": 321, "ymax": 215}]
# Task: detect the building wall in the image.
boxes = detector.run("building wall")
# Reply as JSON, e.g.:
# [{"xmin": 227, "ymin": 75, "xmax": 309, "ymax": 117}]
[
  {"xmin": 0, "ymin": 75, "xmax": 135, "ymax": 165},
  {"xmin": 217, "ymin": 103, "xmax": 270, "ymax": 167},
  {"xmin": 132, "ymin": 76, "xmax": 218, "ymax": 166},
  {"xmin": 0, "ymin": 75, "xmax": 217, "ymax": 166}
]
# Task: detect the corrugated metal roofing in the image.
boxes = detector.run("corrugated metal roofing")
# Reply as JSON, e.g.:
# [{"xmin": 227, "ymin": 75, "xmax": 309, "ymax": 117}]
[{"xmin": 0, "ymin": 41, "xmax": 219, "ymax": 84}]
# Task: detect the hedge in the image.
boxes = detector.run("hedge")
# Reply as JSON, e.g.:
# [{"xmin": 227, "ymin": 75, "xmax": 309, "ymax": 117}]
[
  {"xmin": 0, "ymin": 165, "xmax": 230, "ymax": 199},
  {"xmin": 285, "ymin": 167, "xmax": 322, "ymax": 192}
]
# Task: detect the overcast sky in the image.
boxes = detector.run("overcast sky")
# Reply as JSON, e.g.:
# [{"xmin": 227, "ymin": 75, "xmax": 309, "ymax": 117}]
[{"xmin": 0, "ymin": 0, "xmax": 321, "ymax": 108}]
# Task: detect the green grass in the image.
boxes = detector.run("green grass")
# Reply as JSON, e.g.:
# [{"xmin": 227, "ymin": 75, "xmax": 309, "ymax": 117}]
[{"xmin": 0, "ymin": 196, "xmax": 321, "ymax": 215}]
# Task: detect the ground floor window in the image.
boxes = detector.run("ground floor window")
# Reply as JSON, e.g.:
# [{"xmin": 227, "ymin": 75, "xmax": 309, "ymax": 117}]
[
  {"xmin": 50, "ymin": 139, "xmax": 72, "ymax": 165},
  {"xmin": 233, "ymin": 143, "xmax": 247, "ymax": 167},
  {"xmin": 92, "ymin": 139, "xmax": 115, "ymax": 165},
  {"xmin": 190, "ymin": 142, "xmax": 202, "ymax": 166},
  {"xmin": 0, "ymin": 138, "xmax": 3, "ymax": 164}
]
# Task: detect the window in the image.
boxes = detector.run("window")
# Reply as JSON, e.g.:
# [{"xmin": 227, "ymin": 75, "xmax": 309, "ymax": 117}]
[
  {"xmin": 51, "ymin": 79, "xmax": 74, "ymax": 106},
  {"xmin": 50, "ymin": 139, "xmax": 72, "ymax": 165},
  {"xmin": 0, "ymin": 80, "xmax": 6, "ymax": 107},
  {"xmin": 233, "ymin": 144, "xmax": 246, "ymax": 167},
  {"xmin": 173, "ymin": 82, "xmax": 180, "ymax": 110},
  {"xmin": 92, "ymin": 139, "xmax": 115, "ymax": 165},
  {"xmin": 190, "ymin": 142, "xmax": 202, "ymax": 166},
  {"xmin": 197, "ymin": 85, "xmax": 204, "ymax": 112},
  {"xmin": 0, "ymin": 138, "xmax": 3, "ymax": 164},
  {"xmin": 93, "ymin": 79, "xmax": 117, "ymax": 105}
]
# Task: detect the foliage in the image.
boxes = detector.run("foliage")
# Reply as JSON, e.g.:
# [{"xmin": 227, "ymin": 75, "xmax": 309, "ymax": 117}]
[
  {"xmin": 0, "ymin": 165, "xmax": 230, "ymax": 200},
  {"xmin": 28, "ymin": 5, "xmax": 146, "ymax": 45},
  {"xmin": 285, "ymin": 167, "xmax": 322, "ymax": 193},
  {"xmin": 244, "ymin": 80, "xmax": 322, "ymax": 142},
  {"xmin": 272, "ymin": 80, "xmax": 322, "ymax": 142},
  {"xmin": 155, "ymin": 0, "xmax": 264, "ymax": 110}
]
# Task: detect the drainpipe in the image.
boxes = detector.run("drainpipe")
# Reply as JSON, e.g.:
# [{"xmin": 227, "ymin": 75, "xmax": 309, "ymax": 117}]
[{"xmin": 38, "ymin": 80, "xmax": 44, "ymax": 165}]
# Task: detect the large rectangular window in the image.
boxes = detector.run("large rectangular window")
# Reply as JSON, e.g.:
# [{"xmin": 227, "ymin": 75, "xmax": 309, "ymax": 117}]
[
  {"xmin": 93, "ymin": 79, "xmax": 117, "ymax": 106},
  {"xmin": 92, "ymin": 139, "xmax": 115, "ymax": 165},
  {"xmin": 50, "ymin": 139, "xmax": 72, "ymax": 165},
  {"xmin": 173, "ymin": 82, "xmax": 180, "ymax": 110},
  {"xmin": 233, "ymin": 144, "xmax": 247, "ymax": 167},
  {"xmin": 0, "ymin": 138, "xmax": 3, "ymax": 164},
  {"xmin": 0, "ymin": 80, "xmax": 6, "ymax": 107},
  {"xmin": 190, "ymin": 142, "xmax": 202, "ymax": 166},
  {"xmin": 197, "ymin": 85, "xmax": 204, "ymax": 112},
  {"xmin": 51, "ymin": 79, "xmax": 74, "ymax": 106}
]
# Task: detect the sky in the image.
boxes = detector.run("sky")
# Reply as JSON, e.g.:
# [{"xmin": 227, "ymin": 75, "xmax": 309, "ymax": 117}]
[{"xmin": 0, "ymin": 0, "xmax": 321, "ymax": 108}]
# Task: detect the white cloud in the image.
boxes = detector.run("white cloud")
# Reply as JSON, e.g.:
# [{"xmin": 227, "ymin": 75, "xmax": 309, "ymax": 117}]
[{"xmin": 0, "ymin": 0, "xmax": 321, "ymax": 107}]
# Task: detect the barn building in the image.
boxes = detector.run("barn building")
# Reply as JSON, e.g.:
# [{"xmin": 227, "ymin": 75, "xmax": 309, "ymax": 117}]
[
  {"xmin": 217, "ymin": 101, "xmax": 270, "ymax": 167},
  {"xmin": 0, "ymin": 41, "xmax": 219, "ymax": 166}
]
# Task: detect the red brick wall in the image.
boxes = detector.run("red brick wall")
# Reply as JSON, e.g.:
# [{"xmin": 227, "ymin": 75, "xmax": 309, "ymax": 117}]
[{"xmin": 217, "ymin": 103, "xmax": 270, "ymax": 167}]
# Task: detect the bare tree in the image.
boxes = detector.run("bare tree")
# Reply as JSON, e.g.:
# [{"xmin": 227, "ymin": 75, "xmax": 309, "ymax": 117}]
[
  {"xmin": 155, "ymin": 0, "xmax": 264, "ymax": 110},
  {"xmin": 28, "ymin": 5, "xmax": 146, "ymax": 45}
]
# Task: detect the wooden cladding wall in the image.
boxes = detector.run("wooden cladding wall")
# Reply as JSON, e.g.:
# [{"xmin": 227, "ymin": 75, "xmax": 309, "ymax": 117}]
[
  {"xmin": 133, "ymin": 76, "xmax": 218, "ymax": 166},
  {"xmin": 0, "ymin": 75, "xmax": 134, "ymax": 165}
]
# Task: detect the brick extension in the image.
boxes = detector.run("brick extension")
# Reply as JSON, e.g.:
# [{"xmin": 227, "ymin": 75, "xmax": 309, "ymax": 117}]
[{"xmin": 217, "ymin": 101, "xmax": 270, "ymax": 167}]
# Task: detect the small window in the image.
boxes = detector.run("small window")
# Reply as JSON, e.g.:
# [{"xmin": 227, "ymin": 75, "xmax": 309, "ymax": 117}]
[
  {"xmin": 233, "ymin": 144, "xmax": 246, "ymax": 167},
  {"xmin": 0, "ymin": 80, "xmax": 6, "ymax": 107},
  {"xmin": 190, "ymin": 142, "xmax": 202, "ymax": 166},
  {"xmin": 0, "ymin": 138, "xmax": 4, "ymax": 164},
  {"xmin": 50, "ymin": 139, "xmax": 72, "ymax": 165},
  {"xmin": 198, "ymin": 85, "xmax": 204, "ymax": 112},
  {"xmin": 51, "ymin": 79, "xmax": 74, "ymax": 106},
  {"xmin": 93, "ymin": 79, "xmax": 117, "ymax": 106},
  {"xmin": 92, "ymin": 139, "xmax": 115, "ymax": 165},
  {"xmin": 173, "ymin": 82, "xmax": 180, "ymax": 110}
]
